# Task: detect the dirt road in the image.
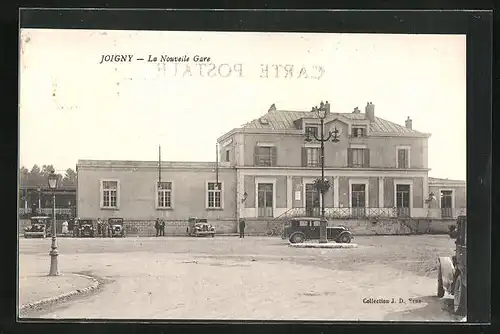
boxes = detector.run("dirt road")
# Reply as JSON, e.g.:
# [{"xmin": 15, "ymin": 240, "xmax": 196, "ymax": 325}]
[{"xmin": 19, "ymin": 235, "xmax": 461, "ymax": 321}]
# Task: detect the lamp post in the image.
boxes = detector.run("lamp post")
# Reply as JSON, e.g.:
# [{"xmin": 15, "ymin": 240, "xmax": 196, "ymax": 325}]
[
  {"xmin": 305, "ymin": 101, "xmax": 340, "ymax": 243},
  {"xmin": 47, "ymin": 171, "xmax": 59, "ymax": 276}
]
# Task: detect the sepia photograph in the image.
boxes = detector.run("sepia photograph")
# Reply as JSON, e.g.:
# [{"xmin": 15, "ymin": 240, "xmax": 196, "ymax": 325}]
[{"xmin": 18, "ymin": 26, "xmax": 470, "ymax": 322}]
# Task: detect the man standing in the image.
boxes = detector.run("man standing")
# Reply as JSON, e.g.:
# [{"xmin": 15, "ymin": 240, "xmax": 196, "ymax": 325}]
[
  {"xmin": 97, "ymin": 218, "xmax": 103, "ymax": 237},
  {"xmin": 155, "ymin": 218, "xmax": 160, "ymax": 237},
  {"xmin": 161, "ymin": 219, "xmax": 166, "ymax": 237},
  {"xmin": 239, "ymin": 218, "xmax": 246, "ymax": 238}
]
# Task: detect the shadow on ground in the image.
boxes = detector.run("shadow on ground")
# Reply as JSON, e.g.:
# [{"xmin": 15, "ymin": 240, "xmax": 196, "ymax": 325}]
[{"xmin": 383, "ymin": 296, "xmax": 460, "ymax": 322}]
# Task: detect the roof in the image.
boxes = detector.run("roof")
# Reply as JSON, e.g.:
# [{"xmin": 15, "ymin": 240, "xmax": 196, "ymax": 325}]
[
  {"xmin": 77, "ymin": 160, "xmax": 232, "ymax": 169},
  {"xmin": 429, "ymin": 177, "xmax": 466, "ymax": 185},
  {"xmin": 241, "ymin": 109, "xmax": 430, "ymax": 137}
]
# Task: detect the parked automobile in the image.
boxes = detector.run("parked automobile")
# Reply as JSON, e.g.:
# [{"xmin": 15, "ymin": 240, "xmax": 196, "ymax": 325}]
[
  {"xmin": 448, "ymin": 224, "xmax": 458, "ymax": 238},
  {"xmin": 73, "ymin": 218, "xmax": 96, "ymax": 238},
  {"xmin": 108, "ymin": 218, "xmax": 126, "ymax": 237},
  {"xmin": 24, "ymin": 216, "xmax": 50, "ymax": 238},
  {"xmin": 283, "ymin": 217, "xmax": 353, "ymax": 244},
  {"xmin": 437, "ymin": 215, "xmax": 467, "ymax": 315},
  {"xmin": 186, "ymin": 217, "xmax": 215, "ymax": 237}
]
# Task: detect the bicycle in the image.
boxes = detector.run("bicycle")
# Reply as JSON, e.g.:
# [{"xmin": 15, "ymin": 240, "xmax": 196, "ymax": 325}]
[{"xmin": 265, "ymin": 224, "xmax": 283, "ymax": 237}]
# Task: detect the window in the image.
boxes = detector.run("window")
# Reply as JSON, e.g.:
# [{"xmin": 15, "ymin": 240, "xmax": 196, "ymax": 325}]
[
  {"xmin": 225, "ymin": 149, "xmax": 230, "ymax": 162},
  {"xmin": 351, "ymin": 183, "xmax": 366, "ymax": 218},
  {"xmin": 102, "ymin": 180, "xmax": 118, "ymax": 208},
  {"xmin": 254, "ymin": 145, "xmax": 277, "ymax": 166},
  {"xmin": 351, "ymin": 184, "xmax": 366, "ymax": 207},
  {"xmin": 207, "ymin": 182, "xmax": 222, "ymax": 209},
  {"xmin": 397, "ymin": 148, "xmax": 409, "ymax": 168},
  {"xmin": 157, "ymin": 182, "xmax": 172, "ymax": 208},
  {"xmin": 305, "ymin": 126, "xmax": 318, "ymax": 138},
  {"xmin": 348, "ymin": 148, "xmax": 370, "ymax": 168},
  {"xmin": 306, "ymin": 147, "xmax": 320, "ymax": 167},
  {"xmin": 351, "ymin": 126, "xmax": 366, "ymax": 137}
]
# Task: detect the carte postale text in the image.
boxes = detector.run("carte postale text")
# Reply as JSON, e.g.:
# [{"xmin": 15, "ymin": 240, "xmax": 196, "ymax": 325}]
[{"xmin": 98, "ymin": 54, "xmax": 325, "ymax": 80}]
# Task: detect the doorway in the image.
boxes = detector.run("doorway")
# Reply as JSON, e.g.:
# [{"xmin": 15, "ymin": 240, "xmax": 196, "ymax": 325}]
[
  {"xmin": 440, "ymin": 190, "xmax": 453, "ymax": 218},
  {"xmin": 396, "ymin": 184, "xmax": 411, "ymax": 217},
  {"xmin": 257, "ymin": 183, "xmax": 273, "ymax": 217},
  {"xmin": 305, "ymin": 183, "xmax": 320, "ymax": 217}
]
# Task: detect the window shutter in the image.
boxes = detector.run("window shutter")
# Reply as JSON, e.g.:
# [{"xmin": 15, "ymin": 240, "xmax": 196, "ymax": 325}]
[
  {"xmin": 302, "ymin": 147, "xmax": 307, "ymax": 167},
  {"xmin": 271, "ymin": 146, "xmax": 277, "ymax": 166},
  {"xmin": 347, "ymin": 148, "xmax": 353, "ymax": 167},
  {"xmin": 254, "ymin": 146, "xmax": 259, "ymax": 166},
  {"xmin": 99, "ymin": 180, "xmax": 103, "ymax": 208},
  {"xmin": 364, "ymin": 149, "xmax": 370, "ymax": 168}
]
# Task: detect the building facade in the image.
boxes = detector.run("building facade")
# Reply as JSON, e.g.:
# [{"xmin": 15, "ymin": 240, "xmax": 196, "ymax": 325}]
[
  {"xmin": 77, "ymin": 160, "xmax": 237, "ymax": 223},
  {"xmin": 76, "ymin": 101, "xmax": 466, "ymax": 231},
  {"xmin": 18, "ymin": 185, "xmax": 76, "ymax": 219},
  {"xmin": 219, "ymin": 102, "xmax": 434, "ymax": 222}
]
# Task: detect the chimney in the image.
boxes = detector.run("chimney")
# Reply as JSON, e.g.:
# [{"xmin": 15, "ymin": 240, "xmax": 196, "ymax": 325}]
[
  {"xmin": 365, "ymin": 102, "xmax": 375, "ymax": 121},
  {"xmin": 352, "ymin": 107, "xmax": 360, "ymax": 114},
  {"xmin": 325, "ymin": 101, "xmax": 331, "ymax": 114},
  {"xmin": 268, "ymin": 103, "xmax": 277, "ymax": 112},
  {"xmin": 405, "ymin": 116, "xmax": 412, "ymax": 129}
]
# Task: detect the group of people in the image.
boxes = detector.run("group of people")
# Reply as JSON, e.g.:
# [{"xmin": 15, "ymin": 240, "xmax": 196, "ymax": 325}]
[
  {"xmin": 97, "ymin": 218, "xmax": 113, "ymax": 237},
  {"xmin": 155, "ymin": 218, "xmax": 166, "ymax": 237}
]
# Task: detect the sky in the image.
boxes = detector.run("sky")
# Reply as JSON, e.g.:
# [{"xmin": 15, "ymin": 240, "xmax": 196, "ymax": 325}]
[{"xmin": 19, "ymin": 30, "xmax": 466, "ymax": 180}]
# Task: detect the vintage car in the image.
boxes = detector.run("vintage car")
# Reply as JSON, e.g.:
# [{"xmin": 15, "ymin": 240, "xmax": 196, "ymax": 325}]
[
  {"xmin": 448, "ymin": 224, "xmax": 458, "ymax": 238},
  {"xmin": 24, "ymin": 216, "xmax": 50, "ymax": 238},
  {"xmin": 108, "ymin": 218, "xmax": 126, "ymax": 237},
  {"xmin": 283, "ymin": 217, "xmax": 353, "ymax": 244},
  {"xmin": 186, "ymin": 217, "xmax": 215, "ymax": 237},
  {"xmin": 437, "ymin": 215, "xmax": 467, "ymax": 315},
  {"xmin": 73, "ymin": 218, "xmax": 96, "ymax": 238}
]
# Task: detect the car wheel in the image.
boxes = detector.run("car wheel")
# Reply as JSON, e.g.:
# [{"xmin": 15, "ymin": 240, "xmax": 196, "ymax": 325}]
[
  {"xmin": 339, "ymin": 234, "xmax": 351, "ymax": 243},
  {"xmin": 453, "ymin": 274, "xmax": 466, "ymax": 315},
  {"xmin": 289, "ymin": 232, "xmax": 305, "ymax": 244},
  {"xmin": 437, "ymin": 267, "xmax": 445, "ymax": 297}
]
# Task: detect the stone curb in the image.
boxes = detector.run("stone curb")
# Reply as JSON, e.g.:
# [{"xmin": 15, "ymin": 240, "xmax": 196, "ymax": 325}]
[
  {"xmin": 19, "ymin": 273, "xmax": 100, "ymax": 312},
  {"xmin": 288, "ymin": 243, "xmax": 359, "ymax": 249}
]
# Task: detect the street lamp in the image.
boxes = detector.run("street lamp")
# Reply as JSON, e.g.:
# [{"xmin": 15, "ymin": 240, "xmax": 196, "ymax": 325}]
[
  {"xmin": 47, "ymin": 171, "xmax": 59, "ymax": 276},
  {"xmin": 305, "ymin": 101, "xmax": 340, "ymax": 243}
]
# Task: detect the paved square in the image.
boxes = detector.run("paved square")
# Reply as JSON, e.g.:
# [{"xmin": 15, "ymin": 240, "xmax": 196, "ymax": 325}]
[{"xmin": 19, "ymin": 235, "xmax": 460, "ymax": 321}]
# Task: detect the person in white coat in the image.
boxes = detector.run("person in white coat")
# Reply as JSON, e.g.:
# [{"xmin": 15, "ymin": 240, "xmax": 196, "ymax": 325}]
[{"xmin": 62, "ymin": 220, "xmax": 69, "ymax": 234}]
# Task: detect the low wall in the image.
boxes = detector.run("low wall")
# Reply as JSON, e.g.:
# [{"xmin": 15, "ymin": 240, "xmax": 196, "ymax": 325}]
[
  {"xmin": 123, "ymin": 219, "xmax": 237, "ymax": 237},
  {"xmin": 19, "ymin": 218, "xmax": 457, "ymax": 237}
]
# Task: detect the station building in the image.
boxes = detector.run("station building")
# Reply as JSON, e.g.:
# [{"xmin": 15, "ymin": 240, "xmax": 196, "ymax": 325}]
[{"xmin": 76, "ymin": 102, "xmax": 466, "ymax": 234}]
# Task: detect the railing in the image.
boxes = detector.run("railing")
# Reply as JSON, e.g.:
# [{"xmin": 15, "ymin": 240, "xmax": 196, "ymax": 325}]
[{"xmin": 19, "ymin": 208, "xmax": 74, "ymax": 215}]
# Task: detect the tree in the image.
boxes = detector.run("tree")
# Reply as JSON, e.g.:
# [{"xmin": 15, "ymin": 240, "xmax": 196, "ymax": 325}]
[
  {"xmin": 28, "ymin": 164, "xmax": 43, "ymax": 187},
  {"xmin": 62, "ymin": 168, "xmax": 77, "ymax": 187},
  {"xmin": 19, "ymin": 166, "xmax": 29, "ymax": 185},
  {"xmin": 20, "ymin": 164, "xmax": 67, "ymax": 187}
]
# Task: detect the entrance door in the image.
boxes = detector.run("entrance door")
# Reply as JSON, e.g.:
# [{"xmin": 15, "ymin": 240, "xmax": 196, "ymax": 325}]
[
  {"xmin": 440, "ymin": 190, "xmax": 453, "ymax": 218},
  {"xmin": 305, "ymin": 184, "xmax": 320, "ymax": 217},
  {"xmin": 257, "ymin": 183, "xmax": 273, "ymax": 217},
  {"xmin": 396, "ymin": 184, "xmax": 411, "ymax": 217},
  {"xmin": 351, "ymin": 184, "xmax": 366, "ymax": 218}
]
